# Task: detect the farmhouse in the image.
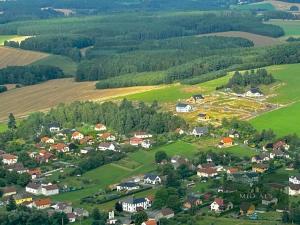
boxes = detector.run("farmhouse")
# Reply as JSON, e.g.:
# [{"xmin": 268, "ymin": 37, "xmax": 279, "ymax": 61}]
[
  {"xmin": 134, "ymin": 131, "xmax": 152, "ymax": 139},
  {"xmin": 176, "ymin": 103, "xmax": 192, "ymax": 113},
  {"xmin": 191, "ymin": 127, "xmax": 208, "ymax": 137},
  {"xmin": 210, "ymin": 198, "xmax": 233, "ymax": 212},
  {"xmin": 94, "ymin": 123, "xmax": 107, "ymax": 131},
  {"xmin": 245, "ymin": 87, "xmax": 263, "ymax": 98},
  {"xmin": 144, "ymin": 174, "xmax": 161, "ymax": 185},
  {"xmin": 120, "ymin": 197, "xmax": 151, "ymax": 213},
  {"xmin": 117, "ymin": 182, "xmax": 140, "ymax": 192},
  {"xmin": 130, "ymin": 137, "xmax": 143, "ymax": 146},
  {"xmin": 218, "ymin": 137, "xmax": 233, "ymax": 148},
  {"xmin": 71, "ymin": 131, "xmax": 84, "ymax": 140},
  {"xmin": 197, "ymin": 167, "xmax": 218, "ymax": 178},
  {"xmin": 32, "ymin": 198, "xmax": 51, "ymax": 209},
  {"xmin": 1, "ymin": 154, "xmax": 18, "ymax": 165},
  {"xmin": 98, "ymin": 142, "xmax": 117, "ymax": 151}
]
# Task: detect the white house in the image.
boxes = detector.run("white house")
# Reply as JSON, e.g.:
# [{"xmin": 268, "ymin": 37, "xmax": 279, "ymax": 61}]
[
  {"xmin": 116, "ymin": 182, "xmax": 140, "ymax": 192},
  {"xmin": 98, "ymin": 143, "xmax": 117, "ymax": 151},
  {"xmin": 144, "ymin": 174, "xmax": 161, "ymax": 185},
  {"xmin": 94, "ymin": 123, "xmax": 107, "ymax": 131},
  {"xmin": 26, "ymin": 183, "xmax": 42, "ymax": 195},
  {"xmin": 176, "ymin": 103, "xmax": 192, "ymax": 113},
  {"xmin": 41, "ymin": 184, "xmax": 59, "ymax": 196},
  {"xmin": 191, "ymin": 127, "xmax": 208, "ymax": 137},
  {"xmin": 289, "ymin": 183, "xmax": 300, "ymax": 196},
  {"xmin": 141, "ymin": 140, "xmax": 152, "ymax": 149},
  {"xmin": 99, "ymin": 132, "xmax": 116, "ymax": 141},
  {"xmin": 134, "ymin": 132, "xmax": 153, "ymax": 139},
  {"xmin": 210, "ymin": 198, "xmax": 232, "ymax": 212},
  {"xmin": 245, "ymin": 88, "xmax": 264, "ymax": 98},
  {"xmin": 290, "ymin": 175, "xmax": 300, "ymax": 185},
  {"xmin": 197, "ymin": 168, "xmax": 218, "ymax": 178},
  {"xmin": 121, "ymin": 197, "xmax": 151, "ymax": 213},
  {"xmin": 71, "ymin": 132, "xmax": 84, "ymax": 140},
  {"xmin": 1, "ymin": 154, "xmax": 18, "ymax": 165},
  {"xmin": 49, "ymin": 123, "xmax": 60, "ymax": 133}
]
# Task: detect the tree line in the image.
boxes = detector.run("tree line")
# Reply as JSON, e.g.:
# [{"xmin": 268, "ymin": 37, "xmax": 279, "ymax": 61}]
[{"xmin": 0, "ymin": 65, "xmax": 64, "ymax": 86}]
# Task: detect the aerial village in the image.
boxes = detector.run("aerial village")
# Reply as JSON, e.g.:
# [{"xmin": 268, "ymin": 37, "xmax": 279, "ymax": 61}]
[{"xmin": 1, "ymin": 86, "xmax": 300, "ymax": 225}]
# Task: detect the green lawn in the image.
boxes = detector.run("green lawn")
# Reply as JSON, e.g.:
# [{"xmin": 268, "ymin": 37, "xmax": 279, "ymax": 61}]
[
  {"xmin": 215, "ymin": 145, "xmax": 257, "ymax": 158},
  {"xmin": 0, "ymin": 35, "xmax": 17, "ymax": 45},
  {"xmin": 51, "ymin": 141, "xmax": 198, "ymax": 205},
  {"xmin": 0, "ymin": 123, "xmax": 7, "ymax": 133},
  {"xmin": 266, "ymin": 19, "xmax": 300, "ymax": 37},
  {"xmin": 32, "ymin": 54, "xmax": 77, "ymax": 76}
]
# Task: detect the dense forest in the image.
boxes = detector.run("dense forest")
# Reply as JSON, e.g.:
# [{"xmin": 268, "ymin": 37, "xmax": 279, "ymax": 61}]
[{"xmin": 0, "ymin": 65, "xmax": 64, "ymax": 86}]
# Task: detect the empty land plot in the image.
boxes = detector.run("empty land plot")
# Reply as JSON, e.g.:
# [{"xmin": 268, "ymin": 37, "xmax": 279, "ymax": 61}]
[
  {"xmin": 0, "ymin": 46, "xmax": 48, "ymax": 68},
  {"xmin": 0, "ymin": 78, "xmax": 161, "ymax": 121},
  {"xmin": 198, "ymin": 31, "xmax": 282, "ymax": 47}
]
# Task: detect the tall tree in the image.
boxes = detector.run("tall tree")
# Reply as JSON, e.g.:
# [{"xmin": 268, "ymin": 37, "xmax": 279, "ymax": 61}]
[{"xmin": 7, "ymin": 113, "xmax": 16, "ymax": 129}]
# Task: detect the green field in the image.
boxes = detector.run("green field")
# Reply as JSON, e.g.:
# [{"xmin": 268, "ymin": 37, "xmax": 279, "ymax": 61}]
[
  {"xmin": 0, "ymin": 123, "xmax": 7, "ymax": 133},
  {"xmin": 32, "ymin": 55, "xmax": 77, "ymax": 76},
  {"xmin": 125, "ymin": 74, "xmax": 231, "ymax": 103},
  {"xmin": 266, "ymin": 19, "xmax": 300, "ymax": 37},
  {"xmin": 216, "ymin": 145, "xmax": 257, "ymax": 158},
  {"xmin": 232, "ymin": 2, "xmax": 275, "ymax": 11},
  {"xmin": 51, "ymin": 141, "xmax": 198, "ymax": 205},
  {"xmin": 197, "ymin": 216, "xmax": 280, "ymax": 225},
  {"xmin": 0, "ymin": 35, "xmax": 17, "ymax": 45}
]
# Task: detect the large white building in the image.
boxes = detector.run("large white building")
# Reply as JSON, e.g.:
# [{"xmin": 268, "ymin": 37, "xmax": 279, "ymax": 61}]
[
  {"xmin": 121, "ymin": 197, "xmax": 151, "ymax": 213},
  {"xmin": 176, "ymin": 103, "xmax": 192, "ymax": 113}
]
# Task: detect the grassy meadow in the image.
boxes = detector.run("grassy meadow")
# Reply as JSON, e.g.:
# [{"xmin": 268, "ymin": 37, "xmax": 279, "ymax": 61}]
[
  {"xmin": 266, "ymin": 19, "xmax": 300, "ymax": 37},
  {"xmin": 0, "ymin": 35, "xmax": 17, "ymax": 45},
  {"xmin": 232, "ymin": 2, "xmax": 275, "ymax": 11}
]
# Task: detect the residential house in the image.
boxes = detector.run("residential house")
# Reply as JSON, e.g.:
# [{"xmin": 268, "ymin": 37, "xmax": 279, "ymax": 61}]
[
  {"xmin": 98, "ymin": 142, "xmax": 117, "ymax": 151},
  {"xmin": 80, "ymin": 147, "xmax": 94, "ymax": 154},
  {"xmin": 134, "ymin": 131, "xmax": 152, "ymax": 139},
  {"xmin": 52, "ymin": 202, "xmax": 73, "ymax": 213},
  {"xmin": 289, "ymin": 183, "xmax": 300, "ymax": 196},
  {"xmin": 1, "ymin": 154, "xmax": 18, "ymax": 165},
  {"xmin": 41, "ymin": 137, "xmax": 55, "ymax": 144},
  {"xmin": 71, "ymin": 132, "xmax": 84, "ymax": 141},
  {"xmin": 7, "ymin": 163, "xmax": 28, "ymax": 174},
  {"xmin": 183, "ymin": 196, "xmax": 202, "ymax": 209},
  {"xmin": 33, "ymin": 198, "xmax": 51, "ymax": 209},
  {"xmin": 79, "ymin": 136, "xmax": 94, "ymax": 145},
  {"xmin": 36, "ymin": 150, "xmax": 54, "ymax": 163},
  {"xmin": 26, "ymin": 183, "xmax": 41, "ymax": 195},
  {"xmin": 2, "ymin": 187, "xmax": 17, "ymax": 197},
  {"xmin": 273, "ymin": 140, "xmax": 290, "ymax": 151},
  {"xmin": 99, "ymin": 132, "xmax": 116, "ymax": 141},
  {"xmin": 218, "ymin": 137, "xmax": 233, "ymax": 148},
  {"xmin": 67, "ymin": 213, "xmax": 76, "ymax": 223},
  {"xmin": 252, "ymin": 163, "xmax": 269, "ymax": 173},
  {"xmin": 197, "ymin": 113, "xmax": 210, "ymax": 122},
  {"xmin": 245, "ymin": 87, "xmax": 263, "ymax": 98},
  {"xmin": 289, "ymin": 175, "xmax": 300, "ymax": 185},
  {"xmin": 175, "ymin": 103, "xmax": 192, "ymax": 113},
  {"xmin": 240, "ymin": 202, "xmax": 255, "ymax": 215},
  {"xmin": 210, "ymin": 198, "xmax": 233, "ymax": 212},
  {"xmin": 49, "ymin": 123, "xmax": 60, "ymax": 133},
  {"xmin": 197, "ymin": 167, "xmax": 218, "ymax": 178},
  {"xmin": 141, "ymin": 140, "xmax": 152, "ymax": 149},
  {"xmin": 117, "ymin": 182, "xmax": 140, "ymax": 192},
  {"xmin": 191, "ymin": 127, "xmax": 209, "ymax": 137},
  {"xmin": 94, "ymin": 123, "xmax": 107, "ymax": 131},
  {"xmin": 50, "ymin": 143, "xmax": 70, "ymax": 153},
  {"xmin": 73, "ymin": 208, "xmax": 89, "ymax": 218},
  {"xmin": 226, "ymin": 168, "xmax": 239, "ymax": 174},
  {"xmin": 14, "ymin": 193, "xmax": 33, "ymax": 205},
  {"xmin": 28, "ymin": 168, "xmax": 41, "ymax": 180},
  {"xmin": 41, "ymin": 184, "xmax": 59, "ymax": 196},
  {"xmin": 189, "ymin": 94, "xmax": 204, "ymax": 103},
  {"xmin": 144, "ymin": 174, "xmax": 161, "ymax": 185},
  {"xmin": 121, "ymin": 197, "xmax": 151, "ymax": 213},
  {"xmin": 141, "ymin": 219, "xmax": 157, "ymax": 225},
  {"xmin": 228, "ymin": 130, "xmax": 240, "ymax": 139},
  {"xmin": 130, "ymin": 137, "xmax": 143, "ymax": 146}
]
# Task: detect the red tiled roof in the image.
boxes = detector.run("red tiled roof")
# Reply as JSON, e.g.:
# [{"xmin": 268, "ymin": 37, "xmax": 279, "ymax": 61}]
[
  {"xmin": 222, "ymin": 137, "xmax": 233, "ymax": 144},
  {"xmin": 34, "ymin": 198, "xmax": 51, "ymax": 207},
  {"xmin": 214, "ymin": 198, "xmax": 224, "ymax": 206}
]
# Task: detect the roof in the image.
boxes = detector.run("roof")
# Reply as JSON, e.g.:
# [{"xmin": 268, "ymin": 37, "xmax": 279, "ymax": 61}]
[
  {"xmin": 214, "ymin": 198, "xmax": 224, "ymax": 206},
  {"xmin": 161, "ymin": 208, "xmax": 174, "ymax": 216},
  {"xmin": 27, "ymin": 182, "xmax": 41, "ymax": 190},
  {"xmin": 192, "ymin": 94, "xmax": 204, "ymax": 99},
  {"xmin": 194, "ymin": 127, "xmax": 208, "ymax": 134},
  {"xmin": 34, "ymin": 198, "xmax": 51, "ymax": 207},
  {"xmin": 222, "ymin": 137, "xmax": 233, "ymax": 144},
  {"xmin": 290, "ymin": 183, "xmax": 300, "ymax": 191},
  {"xmin": 99, "ymin": 142, "xmax": 113, "ymax": 148},
  {"xmin": 249, "ymin": 87, "xmax": 262, "ymax": 94},
  {"xmin": 143, "ymin": 219, "xmax": 157, "ymax": 225},
  {"xmin": 101, "ymin": 132, "xmax": 113, "ymax": 139},
  {"xmin": 72, "ymin": 131, "xmax": 83, "ymax": 137},
  {"xmin": 118, "ymin": 182, "xmax": 139, "ymax": 188},
  {"xmin": 227, "ymin": 168, "xmax": 239, "ymax": 173},
  {"xmin": 43, "ymin": 184, "xmax": 58, "ymax": 191},
  {"xmin": 144, "ymin": 174, "xmax": 160, "ymax": 180},
  {"xmin": 2, "ymin": 186, "xmax": 16, "ymax": 194},
  {"xmin": 198, "ymin": 167, "xmax": 217, "ymax": 175},
  {"xmin": 95, "ymin": 123, "xmax": 106, "ymax": 128},
  {"xmin": 1, "ymin": 154, "xmax": 17, "ymax": 160},
  {"xmin": 176, "ymin": 103, "xmax": 189, "ymax": 108},
  {"xmin": 67, "ymin": 212, "xmax": 76, "ymax": 219},
  {"xmin": 123, "ymin": 197, "xmax": 147, "ymax": 204}
]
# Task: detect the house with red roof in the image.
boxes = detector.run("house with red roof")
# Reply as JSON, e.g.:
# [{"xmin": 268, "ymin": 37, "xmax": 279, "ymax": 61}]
[
  {"xmin": 210, "ymin": 198, "xmax": 233, "ymax": 212},
  {"xmin": 71, "ymin": 131, "xmax": 84, "ymax": 141},
  {"xmin": 33, "ymin": 198, "xmax": 51, "ymax": 209},
  {"xmin": 94, "ymin": 123, "xmax": 107, "ymax": 131},
  {"xmin": 130, "ymin": 137, "xmax": 143, "ymax": 146},
  {"xmin": 50, "ymin": 143, "xmax": 69, "ymax": 153},
  {"xmin": 197, "ymin": 167, "xmax": 218, "ymax": 178},
  {"xmin": 1, "ymin": 154, "xmax": 18, "ymax": 165},
  {"xmin": 218, "ymin": 137, "xmax": 233, "ymax": 148}
]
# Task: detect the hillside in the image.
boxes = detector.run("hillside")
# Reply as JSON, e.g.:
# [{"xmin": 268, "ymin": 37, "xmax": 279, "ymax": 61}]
[{"xmin": 0, "ymin": 46, "xmax": 48, "ymax": 68}]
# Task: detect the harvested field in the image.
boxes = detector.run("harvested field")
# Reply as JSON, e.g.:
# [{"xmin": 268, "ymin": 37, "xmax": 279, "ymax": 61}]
[
  {"xmin": 198, "ymin": 31, "xmax": 283, "ymax": 47},
  {"xmin": 0, "ymin": 46, "xmax": 48, "ymax": 68},
  {"xmin": 0, "ymin": 78, "xmax": 162, "ymax": 121}
]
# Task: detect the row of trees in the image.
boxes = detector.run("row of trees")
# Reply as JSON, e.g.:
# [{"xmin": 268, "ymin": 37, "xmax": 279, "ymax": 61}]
[{"xmin": 0, "ymin": 65, "xmax": 64, "ymax": 86}]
